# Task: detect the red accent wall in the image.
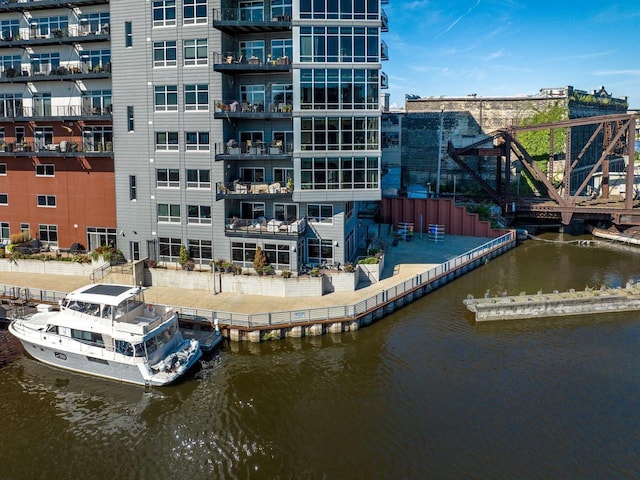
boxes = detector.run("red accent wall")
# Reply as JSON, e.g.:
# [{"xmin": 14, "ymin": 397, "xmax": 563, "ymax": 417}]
[
  {"xmin": 0, "ymin": 155, "xmax": 116, "ymax": 248},
  {"xmin": 379, "ymin": 198, "xmax": 509, "ymax": 238}
]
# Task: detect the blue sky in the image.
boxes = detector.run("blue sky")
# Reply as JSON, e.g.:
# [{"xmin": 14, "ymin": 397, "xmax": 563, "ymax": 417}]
[{"xmin": 383, "ymin": 1, "xmax": 640, "ymax": 109}]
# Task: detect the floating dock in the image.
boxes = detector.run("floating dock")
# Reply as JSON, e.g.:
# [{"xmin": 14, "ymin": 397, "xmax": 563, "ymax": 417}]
[{"xmin": 464, "ymin": 283, "xmax": 640, "ymax": 322}]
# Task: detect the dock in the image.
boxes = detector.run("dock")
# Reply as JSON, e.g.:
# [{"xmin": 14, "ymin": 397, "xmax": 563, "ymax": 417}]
[{"xmin": 464, "ymin": 283, "xmax": 640, "ymax": 322}]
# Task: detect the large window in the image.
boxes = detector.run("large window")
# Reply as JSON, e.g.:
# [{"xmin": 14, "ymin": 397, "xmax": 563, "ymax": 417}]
[
  {"xmin": 184, "ymin": 39, "xmax": 207, "ymax": 66},
  {"xmin": 231, "ymin": 241, "xmax": 256, "ymax": 265},
  {"xmin": 300, "ymin": 0, "xmax": 378, "ymax": 19},
  {"xmin": 184, "ymin": 0, "xmax": 207, "ymax": 25},
  {"xmin": 79, "ymin": 12, "xmax": 109, "ymax": 34},
  {"xmin": 187, "ymin": 205, "xmax": 211, "ymax": 224},
  {"xmin": 82, "ymin": 126, "xmax": 112, "ymax": 152},
  {"xmin": 300, "ymin": 26, "xmax": 378, "ymax": 62},
  {"xmin": 158, "ymin": 237, "xmax": 181, "ymax": 261},
  {"xmin": 239, "ymin": 40, "xmax": 265, "ymax": 62},
  {"xmin": 30, "ymin": 16, "xmax": 69, "ymax": 38},
  {"xmin": 188, "ymin": 239, "xmax": 212, "ymax": 262},
  {"xmin": 300, "ymin": 68, "xmax": 378, "ymax": 110},
  {"xmin": 156, "ymin": 168, "xmax": 180, "ymax": 188},
  {"xmin": 30, "ymin": 53, "xmax": 60, "ymax": 74},
  {"xmin": 301, "ymin": 157, "xmax": 379, "ymax": 190},
  {"xmin": 274, "ymin": 203, "xmax": 297, "ymax": 221},
  {"xmin": 239, "ymin": 1, "xmax": 264, "ymax": 21},
  {"xmin": 153, "ymin": 0, "xmax": 176, "ymax": 27},
  {"xmin": 186, "ymin": 169, "xmax": 211, "ymax": 189},
  {"xmin": 307, "ymin": 238, "xmax": 334, "ymax": 264},
  {"xmin": 300, "ymin": 116, "xmax": 378, "ymax": 151},
  {"xmin": 271, "ymin": 39, "xmax": 292, "ymax": 60},
  {"xmin": 37, "ymin": 195, "xmax": 56, "ymax": 207},
  {"xmin": 240, "ymin": 201, "xmax": 265, "ymax": 219},
  {"xmin": 185, "ymin": 131, "xmax": 209, "ymax": 151},
  {"xmin": 263, "ymin": 243, "xmax": 290, "ymax": 269},
  {"xmin": 0, "ymin": 93, "xmax": 22, "ymax": 117},
  {"xmin": 34, "ymin": 127, "xmax": 54, "ymax": 150},
  {"xmin": 81, "ymin": 49, "xmax": 110, "ymax": 70},
  {"xmin": 0, "ymin": 20, "xmax": 19, "ymax": 40},
  {"xmin": 271, "ymin": 84, "xmax": 293, "ymax": 108},
  {"xmin": 157, "ymin": 203, "xmax": 181, "ymax": 223},
  {"xmin": 307, "ymin": 204, "xmax": 333, "ymax": 223},
  {"xmin": 184, "ymin": 84, "xmax": 208, "ymax": 111},
  {"xmin": 240, "ymin": 167, "xmax": 264, "ymax": 183},
  {"xmin": 154, "ymin": 41, "xmax": 177, "ymax": 67},
  {"xmin": 156, "ymin": 131, "xmax": 179, "ymax": 150},
  {"xmin": 82, "ymin": 90, "xmax": 112, "ymax": 115},
  {"xmin": 39, "ymin": 224, "xmax": 58, "ymax": 247},
  {"xmin": 271, "ymin": 0, "xmax": 292, "ymax": 19},
  {"xmin": 240, "ymin": 85, "xmax": 265, "ymax": 106},
  {"xmin": 154, "ymin": 85, "xmax": 178, "ymax": 111}
]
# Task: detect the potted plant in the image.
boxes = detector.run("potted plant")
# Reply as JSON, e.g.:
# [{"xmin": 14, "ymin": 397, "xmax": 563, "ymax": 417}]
[
  {"xmin": 344, "ymin": 262, "xmax": 355, "ymax": 273},
  {"xmin": 286, "ymin": 176, "xmax": 293, "ymax": 192},
  {"xmin": 282, "ymin": 269, "xmax": 292, "ymax": 278}
]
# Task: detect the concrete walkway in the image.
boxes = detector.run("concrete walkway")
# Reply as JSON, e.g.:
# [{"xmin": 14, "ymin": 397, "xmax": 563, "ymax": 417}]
[{"xmin": 0, "ymin": 234, "xmax": 493, "ymax": 315}]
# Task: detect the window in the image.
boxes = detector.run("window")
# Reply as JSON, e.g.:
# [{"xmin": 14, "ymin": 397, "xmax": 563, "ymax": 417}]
[
  {"xmin": 271, "ymin": 84, "xmax": 293, "ymax": 108},
  {"xmin": 263, "ymin": 243, "xmax": 290, "ymax": 269},
  {"xmin": 36, "ymin": 164, "xmax": 54, "ymax": 176},
  {"xmin": 82, "ymin": 126, "xmax": 112, "ymax": 152},
  {"xmin": 300, "ymin": 26, "xmax": 378, "ymax": 62},
  {"xmin": 153, "ymin": 41, "xmax": 177, "ymax": 67},
  {"xmin": 153, "ymin": 0, "xmax": 176, "ymax": 27},
  {"xmin": 79, "ymin": 12, "xmax": 109, "ymax": 34},
  {"xmin": 345, "ymin": 201, "xmax": 354, "ymax": 219},
  {"xmin": 0, "ymin": 93, "xmax": 22, "ymax": 118},
  {"xmin": 184, "ymin": 0, "xmax": 207, "ymax": 25},
  {"xmin": 183, "ymin": 39, "xmax": 208, "ymax": 66},
  {"xmin": 0, "ymin": 194, "xmax": 7, "ymax": 205},
  {"xmin": 185, "ymin": 131, "xmax": 209, "ymax": 151},
  {"xmin": 154, "ymin": 85, "xmax": 178, "ymax": 111},
  {"xmin": 240, "ymin": 167, "xmax": 264, "ymax": 183},
  {"xmin": 30, "ymin": 16, "xmax": 69, "ymax": 38},
  {"xmin": 186, "ymin": 169, "xmax": 210, "ymax": 188},
  {"xmin": 37, "ymin": 195, "xmax": 56, "ymax": 207},
  {"xmin": 273, "ymin": 167, "xmax": 293, "ymax": 184},
  {"xmin": 187, "ymin": 205, "xmax": 211, "ymax": 224},
  {"xmin": 125, "ymin": 21, "xmax": 132, "ymax": 47},
  {"xmin": 184, "ymin": 84, "xmax": 208, "ymax": 111},
  {"xmin": 158, "ymin": 237, "xmax": 181, "ymax": 261},
  {"xmin": 39, "ymin": 224, "xmax": 58, "ymax": 246},
  {"xmin": 32, "ymin": 93, "xmax": 52, "ymax": 116},
  {"xmin": 188, "ymin": 239, "xmax": 212, "ymax": 262},
  {"xmin": 231, "ymin": 241, "xmax": 256, "ymax": 265},
  {"xmin": 34, "ymin": 127, "xmax": 54, "ymax": 151},
  {"xmin": 80, "ymin": 49, "xmax": 110, "ymax": 71},
  {"xmin": 20, "ymin": 223, "xmax": 29, "ymax": 234},
  {"xmin": 157, "ymin": 203, "xmax": 180, "ymax": 223},
  {"xmin": 0, "ymin": 222, "xmax": 8, "ymax": 242},
  {"xmin": 271, "ymin": 39, "xmax": 292, "ymax": 60},
  {"xmin": 0, "ymin": 20, "xmax": 19, "ymax": 41},
  {"xmin": 127, "ymin": 106, "xmax": 134, "ymax": 132},
  {"xmin": 300, "ymin": 116, "xmax": 378, "ymax": 150},
  {"xmin": 240, "ymin": 85, "xmax": 265, "ymax": 106},
  {"xmin": 300, "ymin": 68, "xmax": 378, "ymax": 110},
  {"xmin": 129, "ymin": 175, "xmax": 137, "ymax": 200},
  {"xmin": 239, "ymin": 40, "xmax": 265, "ymax": 62},
  {"xmin": 307, "ymin": 238, "xmax": 334, "ymax": 264},
  {"xmin": 82, "ymin": 90, "xmax": 112, "ymax": 115},
  {"xmin": 30, "ymin": 53, "xmax": 60, "ymax": 75},
  {"xmin": 274, "ymin": 203, "xmax": 297, "ymax": 221},
  {"xmin": 240, "ymin": 201, "xmax": 265, "ymax": 219},
  {"xmin": 0, "ymin": 164, "xmax": 6, "ymax": 175},
  {"xmin": 301, "ymin": 156, "xmax": 379, "ymax": 190},
  {"xmin": 239, "ymin": 1, "xmax": 264, "ymax": 21},
  {"xmin": 156, "ymin": 168, "xmax": 180, "ymax": 188},
  {"xmin": 300, "ymin": 0, "xmax": 378, "ymax": 19},
  {"xmin": 155, "ymin": 131, "xmax": 179, "ymax": 151},
  {"xmin": 307, "ymin": 204, "xmax": 333, "ymax": 223},
  {"xmin": 271, "ymin": 0, "xmax": 292, "ymax": 19}
]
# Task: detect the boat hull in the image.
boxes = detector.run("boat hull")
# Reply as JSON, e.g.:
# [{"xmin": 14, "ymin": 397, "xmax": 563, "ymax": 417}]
[{"xmin": 10, "ymin": 325, "xmax": 202, "ymax": 386}]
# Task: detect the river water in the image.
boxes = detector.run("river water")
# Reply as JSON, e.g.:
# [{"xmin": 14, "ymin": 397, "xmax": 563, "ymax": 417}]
[{"xmin": 2, "ymin": 234, "xmax": 640, "ymax": 480}]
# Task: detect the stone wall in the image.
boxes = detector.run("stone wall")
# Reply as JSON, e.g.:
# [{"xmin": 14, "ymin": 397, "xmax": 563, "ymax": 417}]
[{"xmin": 0, "ymin": 258, "xmax": 104, "ymax": 277}]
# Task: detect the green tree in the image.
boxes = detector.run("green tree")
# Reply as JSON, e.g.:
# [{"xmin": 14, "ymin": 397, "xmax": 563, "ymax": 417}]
[{"xmin": 253, "ymin": 246, "xmax": 269, "ymax": 275}]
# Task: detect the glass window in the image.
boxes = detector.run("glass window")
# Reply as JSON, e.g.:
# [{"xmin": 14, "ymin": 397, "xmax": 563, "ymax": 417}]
[
  {"xmin": 184, "ymin": 84, "xmax": 208, "ymax": 111},
  {"xmin": 39, "ymin": 224, "xmax": 58, "ymax": 246},
  {"xmin": 129, "ymin": 175, "xmax": 137, "ymax": 200},
  {"xmin": 153, "ymin": 41, "xmax": 177, "ymax": 67},
  {"xmin": 187, "ymin": 205, "xmax": 211, "ymax": 224},
  {"xmin": 156, "ymin": 168, "xmax": 180, "ymax": 188},
  {"xmin": 158, "ymin": 237, "xmax": 181, "ymax": 261},
  {"xmin": 186, "ymin": 169, "xmax": 211, "ymax": 188},
  {"xmin": 153, "ymin": 0, "xmax": 176, "ymax": 27},
  {"xmin": 185, "ymin": 131, "xmax": 209, "ymax": 151},
  {"xmin": 127, "ymin": 106, "xmax": 134, "ymax": 131},
  {"xmin": 307, "ymin": 238, "xmax": 333, "ymax": 264},
  {"xmin": 239, "ymin": 1, "xmax": 264, "ymax": 21},
  {"xmin": 35, "ymin": 164, "xmax": 55, "ymax": 176},
  {"xmin": 154, "ymin": 85, "xmax": 178, "ymax": 111},
  {"xmin": 157, "ymin": 203, "xmax": 181, "ymax": 223},
  {"xmin": 239, "ymin": 40, "xmax": 265, "ymax": 62},
  {"xmin": 184, "ymin": 0, "xmax": 207, "ymax": 25},
  {"xmin": 155, "ymin": 131, "xmax": 179, "ymax": 151},
  {"xmin": 125, "ymin": 21, "xmax": 132, "ymax": 47},
  {"xmin": 37, "ymin": 195, "xmax": 56, "ymax": 207},
  {"xmin": 184, "ymin": 39, "xmax": 208, "ymax": 66},
  {"xmin": 300, "ymin": 156, "xmax": 379, "ymax": 190},
  {"xmin": 307, "ymin": 204, "xmax": 333, "ymax": 223},
  {"xmin": 188, "ymin": 239, "xmax": 212, "ymax": 262},
  {"xmin": 0, "ymin": 194, "xmax": 7, "ymax": 205}
]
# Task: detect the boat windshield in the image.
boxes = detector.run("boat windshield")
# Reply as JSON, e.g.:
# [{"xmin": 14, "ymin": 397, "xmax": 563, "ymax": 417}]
[
  {"xmin": 64, "ymin": 300, "xmax": 101, "ymax": 316},
  {"xmin": 114, "ymin": 340, "xmax": 145, "ymax": 357},
  {"xmin": 144, "ymin": 320, "xmax": 178, "ymax": 355},
  {"xmin": 115, "ymin": 295, "xmax": 144, "ymax": 318}
]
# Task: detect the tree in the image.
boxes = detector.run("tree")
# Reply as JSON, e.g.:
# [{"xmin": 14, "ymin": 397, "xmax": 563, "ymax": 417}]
[{"xmin": 253, "ymin": 246, "xmax": 269, "ymax": 275}]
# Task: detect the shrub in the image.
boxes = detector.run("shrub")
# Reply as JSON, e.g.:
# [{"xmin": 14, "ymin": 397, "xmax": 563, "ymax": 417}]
[
  {"xmin": 253, "ymin": 246, "xmax": 269, "ymax": 275},
  {"xmin": 358, "ymin": 257, "xmax": 380, "ymax": 264}
]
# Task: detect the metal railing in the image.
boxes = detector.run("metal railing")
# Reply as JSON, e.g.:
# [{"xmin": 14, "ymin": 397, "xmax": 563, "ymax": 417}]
[{"xmin": 214, "ymin": 141, "xmax": 293, "ymax": 156}]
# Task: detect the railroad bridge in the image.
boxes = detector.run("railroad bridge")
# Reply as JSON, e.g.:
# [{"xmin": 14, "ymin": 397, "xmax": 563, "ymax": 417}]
[{"xmin": 448, "ymin": 113, "xmax": 640, "ymax": 226}]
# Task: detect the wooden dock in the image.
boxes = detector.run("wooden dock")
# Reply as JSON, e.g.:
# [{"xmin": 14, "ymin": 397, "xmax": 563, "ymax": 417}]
[{"xmin": 464, "ymin": 283, "xmax": 640, "ymax": 322}]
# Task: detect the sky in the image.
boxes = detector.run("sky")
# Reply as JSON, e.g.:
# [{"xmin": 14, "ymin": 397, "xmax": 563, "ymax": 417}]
[{"xmin": 383, "ymin": 1, "xmax": 640, "ymax": 109}]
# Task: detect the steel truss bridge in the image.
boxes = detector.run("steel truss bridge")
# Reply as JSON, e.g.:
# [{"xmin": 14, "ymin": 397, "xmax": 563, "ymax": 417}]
[{"xmin": 448, "ymin": 113, "xmax": 640, "ymax": 226}]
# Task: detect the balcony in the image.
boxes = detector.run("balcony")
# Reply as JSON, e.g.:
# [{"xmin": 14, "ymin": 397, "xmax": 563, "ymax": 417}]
[
  {"xmin": 0, "ymin": 63, "xmax": 111, "ymax": 83},
  {"xmin": 0, "ymin": 104, "xmax": 112, "ymax": 121},
  {"xmin": 381, "ymin": 71, "xmax": 388, "ymax": 89},
  {"xmin": 214, "ymin": 140, "xmax": 293, "ymax": 160},
  {"xmin": 214, "ymin": 99, "xmax": 292, "ymax": 119},
  {"xmin": 0, "ymin": 0, "xmax": 108, "ymax": 12},
  {"xmin": 213, "ymin": 52, "xmax": 291, "ymax": 74},
  {"xmin": 216, "ymin": 180, "xmax": 292, "ymax": 200},
  {"xmin": 212, "ymin": 8, "xmax": 291, "ymax": 34},
  {"xmin": 381, "ymin": 9, "xmax": 388, "ymax": 32},
  {"xmin": 225, "ymin": 216, "xmax": 306, "ymax": 239},
  {"xmin": 0, "ymin": 140, "xmax": 113, "ymax": 157},
  {"xmin": 381, "ymin": 40, "xmax": 389, "ymax": 61},
  {"xmin": 0, "ymin": 26, "xmax": 109, "ymax": 46}
]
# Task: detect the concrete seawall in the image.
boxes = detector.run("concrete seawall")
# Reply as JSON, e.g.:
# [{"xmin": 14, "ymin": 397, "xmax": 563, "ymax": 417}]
[{"xmin": 464, "ymin": 283, "xmax": 640, "ymax": 322}]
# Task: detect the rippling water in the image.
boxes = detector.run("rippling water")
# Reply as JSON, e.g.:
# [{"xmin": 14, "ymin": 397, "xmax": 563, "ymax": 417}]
[{"xmin": 2, "ymin": 234, "xmax": 640, "ymax": 479}]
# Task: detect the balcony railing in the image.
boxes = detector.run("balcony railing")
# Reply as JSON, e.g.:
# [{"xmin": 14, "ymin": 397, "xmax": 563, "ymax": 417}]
[
  {"xmin": 216, "ymin": 180, "xmax": 292, "ymax": 197},
  {"xmin": 0, "ymin": 62, "xmax": 111, "ymax": 82},
  {"xmin": 213, "ymin": 52, "xmax": 291, "ymax": 73},
  {"xmin": 211, "ymin": 7, "xmax": 291, "ymax": 33},
  {"xmin": 1, "ymin": 104, "xmax": 112, "ymax": 119},
  {"xmin": 225, "ymin": 217, "xmax": 306, "ymax": 238},
  {"xmin": 214, "ymin": 99, "xmax": 292, "ymax": 117},
  {"xmin": 0, "ymin": 140, "xmax": 113, "ymax": 154},
  {"xmin": 0, "ymin": 0, "xmax": 109, "ymax": 11},
  {"xmin": 381, "ymin": 40, "xmax": 389, "ymax": 61},
  {"xmin": 214, "ymin": 141, "xmax": 293, "ymax": 157},
  {"xmin": 381, "ymin": 9, "xmax": 388, "ymax": 31},
  {"xmin": 381, "ymin": 71, "xmax": 388, "ymax": 89},
  {"xmin": 0, "ymin": 24, "xmax": 109, "ymax": 43}
]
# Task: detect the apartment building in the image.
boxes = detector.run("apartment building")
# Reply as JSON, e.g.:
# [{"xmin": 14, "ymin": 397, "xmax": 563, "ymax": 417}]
[
  {"xmin": 111, "ymin": 0, "xmax": 387, "ymax": 271},
  {"xmin": 0, "ymin": 0, "xmax": 115, "ymax": 251}
]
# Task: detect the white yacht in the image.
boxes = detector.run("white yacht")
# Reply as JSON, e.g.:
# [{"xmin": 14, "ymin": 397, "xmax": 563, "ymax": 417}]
[{"xmin": 9, "ymin": 284, "xmax": 202, "ymax": 386}]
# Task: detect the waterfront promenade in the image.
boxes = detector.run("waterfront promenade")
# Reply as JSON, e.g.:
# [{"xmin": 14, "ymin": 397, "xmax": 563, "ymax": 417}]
[{"xmin": 0, "ymin": 234, "xmax": 496, "ymax": 316}]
